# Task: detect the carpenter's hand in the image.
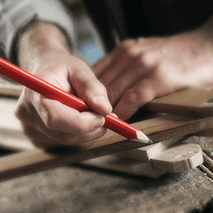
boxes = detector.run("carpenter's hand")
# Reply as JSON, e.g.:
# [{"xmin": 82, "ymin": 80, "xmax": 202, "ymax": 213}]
[
  {"xmin": 93, "ymin": 22, "xmax": 213, "ymax": 120},
  {"xmin": 15, "ymin": 22, "xmax": 112, "ymax": 149}
]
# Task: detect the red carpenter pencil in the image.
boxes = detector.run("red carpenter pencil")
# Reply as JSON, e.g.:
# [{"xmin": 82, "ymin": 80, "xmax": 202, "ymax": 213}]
[{"xmin": 0, "ymin": 57, "xmax": 152, "ymax": 144}]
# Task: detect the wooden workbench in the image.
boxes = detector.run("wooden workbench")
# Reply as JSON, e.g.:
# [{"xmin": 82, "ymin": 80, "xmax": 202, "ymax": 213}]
[
  {"xmin": 0, "ymin": 95, "xmax": 213, "ymax": 213},
  {"xmin": 0, "ymin": 139, "xmax": 212, "ymax": 213}
]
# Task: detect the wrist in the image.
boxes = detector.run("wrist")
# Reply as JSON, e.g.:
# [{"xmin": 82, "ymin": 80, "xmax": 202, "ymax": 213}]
[{"xmin": 17, "ymin": 22, "xmax": 71, "ymax": 72}]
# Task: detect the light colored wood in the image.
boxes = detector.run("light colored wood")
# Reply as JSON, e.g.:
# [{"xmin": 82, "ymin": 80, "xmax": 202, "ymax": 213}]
[
  {"xmin": 0, "ymin": 98, "xmax": 34, "ymax": 151},
  {"xmin": 115, "ymin": 137, "xmax": 187, "ymax": 161},
  {"xmin": 81, "ymin": 142, "xmax": 203, "ymax": 175},
  {"xmin": 152, "ymin": 143, "xmax": 203, "ymax": 172},
  {"xmin": 0, "ymin": 84, "xmax": 22, "ymax": 97},
  {"xmin": 202, "ymin": 152, "xmax": 213, "ymax": 171},
  {"xmin": 0, "ymin": 76, "xmax": 22, "ymax": 97},
  {"xmin": 81, "ymin": 155, "xmax": 165, "ymax": 178},
  {"xmin": 198, "ymin": 164, "xmax": 213, "ymax": 180}
]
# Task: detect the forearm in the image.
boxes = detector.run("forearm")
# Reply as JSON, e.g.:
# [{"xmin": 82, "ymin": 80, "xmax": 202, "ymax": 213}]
[
  {"xmin": 17, "ymin": 22, "xmax": 71, "ymax": 72},
  {"xmin": 0, "ymin": 0, "xmax": 76, "ymax": 62}
]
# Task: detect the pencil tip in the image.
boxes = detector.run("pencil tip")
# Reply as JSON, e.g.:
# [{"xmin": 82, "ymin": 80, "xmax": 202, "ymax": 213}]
[
  {"xmin": 136, "ymin": 130, "xmax": 152, "ymax": 144},
  {"xmin": 148, "ymin": 139, "xmax": 153, "ymax": 144}
]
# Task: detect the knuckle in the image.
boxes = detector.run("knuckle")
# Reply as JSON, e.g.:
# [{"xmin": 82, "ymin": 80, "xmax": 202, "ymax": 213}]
[
  {"xmin": 38, "ymin": 98, "xmax": 58, "ymax": 130},
  {"xmin": 14, "ymin": 90, "xmax": 30, "ymax": 121},
  {"xmin": 123, "ymin": 89, "xmax": 138, "ymax": 105},
  {"xmin": 125, "ymin": 46, "xmax": 138, "ymax": 58},
  {"xmin": 73, "ymin": 122, "xmax": 91, "ymax": 135},
  {"xmin": 152, "ymin": 63, "xmax": 167, "ymax": 80},
  {"xmin": 14, "ymin": 104, "xmax": 23, "ymax": 121},
  {"xmin": 120, "ymin": 39, "xmax": 135, "ymax": 50},
  {"xmin": 90, "ymin": 128, "xmax": 107, "ymax": 140},
  {"xmin": 137, "ymin": 53, "xmax": 154, "ymax": 68},
  {"xmin": 75, "ymin": 126, "xmax": 87, "ymax": 135},
  {"xmin": 88, "ymin": 80, "xmax": 106, "ymax": 95},
  {"xmin": 42, "ymin": 110, "xmax": 58, "ymax": 131}
]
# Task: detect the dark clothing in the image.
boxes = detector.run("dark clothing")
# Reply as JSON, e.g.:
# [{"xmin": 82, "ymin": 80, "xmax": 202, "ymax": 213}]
[{"xmin": 82, "ymin": 0, "xmax": 213, "ymax": 51}]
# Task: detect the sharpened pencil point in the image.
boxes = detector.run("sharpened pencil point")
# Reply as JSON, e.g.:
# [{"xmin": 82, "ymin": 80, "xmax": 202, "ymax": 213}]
[
  {"xmin": 148, "ymin": 139, "xmax": 153, "ymax": 144},
  {"xmin": 135, "ymin": 130, "xmax": 152, "ymax": 144}
]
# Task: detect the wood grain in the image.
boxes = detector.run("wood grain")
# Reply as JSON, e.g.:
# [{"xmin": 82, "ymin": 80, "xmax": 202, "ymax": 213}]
[
  {"xmin": 146, "ymin": 102, "xmax": 213, "ymax": 118},
  {"xmin": 149, "ymin": 87, "xmax": 213, "ymax": 106},
  {"xmin": 152, "ymin": 143, "xmax": 203, "ymax": 172},
  {"xmin": 81, "ymin": 155, "xmax": 165, "ymax": 178},
  {"xmin": 0, "ymin": 114, "xmax": 212, "ymax": 181},
  {"xmin": 81, "ymin": 138, "xmax": 202, "ymax": 176}
]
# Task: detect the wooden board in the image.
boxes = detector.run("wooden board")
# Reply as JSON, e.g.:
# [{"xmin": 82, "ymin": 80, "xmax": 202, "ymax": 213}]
[
  {"xmin": 81, "ymin": 142, "xmax": 203, "ymax": 175},
  {"xmin": 0, "ymin": 112, "xmax": 212, "ymax": 181},
  {"xmin": 149, "ymin": 87, "xmax": 213, "ymax": 106},
  {"xmin": 0, "ymin": 76, "xmax": 22, "ymax": 97},
  {"xmin": 152, "ymin": 143, "xmax": 203, "ymax": 172},
  {"xmin": 81, "ymin": 155, "xmax": 165, "ymax": 178}
]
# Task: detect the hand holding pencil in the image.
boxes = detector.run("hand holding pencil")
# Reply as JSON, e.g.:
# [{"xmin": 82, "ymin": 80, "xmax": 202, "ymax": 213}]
[
  {"xmin": 0, "ymin": 23, "xmax": 151, "ymax": 149},
  {"xmin": 0, "ymin": 53, "xmax": 150, "ymax": 149},
  {"xmin": 9, "ymin": 53, "xmax": 115, "ymax": 149}
]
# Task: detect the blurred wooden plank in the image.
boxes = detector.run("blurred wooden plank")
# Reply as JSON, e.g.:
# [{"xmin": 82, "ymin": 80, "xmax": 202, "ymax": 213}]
[
  {"xmin": 149, "ymin": 87, "xmax": 213, "ymax": 106},
  {"xmin": 0, "ymin": 114, "xmax": 211, "ymax": 181}
]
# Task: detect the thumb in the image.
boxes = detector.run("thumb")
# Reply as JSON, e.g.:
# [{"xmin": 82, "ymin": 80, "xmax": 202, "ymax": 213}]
[{"xmin": 70, "ymin": 63, "xmax": 112, "ymax": 116}]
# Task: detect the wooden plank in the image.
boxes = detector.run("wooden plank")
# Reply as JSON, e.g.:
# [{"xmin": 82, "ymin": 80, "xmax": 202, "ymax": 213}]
[
  {"xmin": 146, "ymin": 102, "xmax": 213, "ymax": 117},
  {"xmin": 80, "ymin": 140, "xmax": 203, "ymax": 176},
  {"xmin": 149, "ymin": 87, "xmax": 213, "ymax": 106},
  {"xmin": 0, "ymin": 76, "xmax": 22, "ymax": 97},
  {"xmin": 0, "ymin": 114, "xmax": 212, "ymax": 181},
  {"xmin": 152, "ymin": 143, "xmax": 203, "ymax": 172},
  {"xmin": 115, "ymin": 136, "xmax": 189, "ymax": 161},
  {"xmin": 80, "ymin": 155, "xmax": 165, "ymax": 178},
  {"xmin": 0, "ymin": 84, "xmax": 22, "ymax": 97}
]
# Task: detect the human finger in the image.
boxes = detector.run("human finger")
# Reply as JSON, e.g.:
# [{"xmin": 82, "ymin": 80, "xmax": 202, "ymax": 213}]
[
  {"xmin": 112, "ymin": 78, "xmax": 157, "ymax": 120},
  {"xmin": 31, "ymin": 93, "xmax": 105, "ymax": 134},
  {"xmin": 98, "ymin": 41, "xmax": 146, "ymax": 86},
  {"xmin": 92, "ymin": 39, "xmax": 136, "ymax": 78},
  {"xmin": 21, "ymin": 123, "xmax": 61, "ymax": 149},
  {"xmin": 69, "ymin": 60, "xmax": 112, "ymax": 115},
  {"xmin": 22, "ymin": 121, "xmax": 107, "ymax": 148}
]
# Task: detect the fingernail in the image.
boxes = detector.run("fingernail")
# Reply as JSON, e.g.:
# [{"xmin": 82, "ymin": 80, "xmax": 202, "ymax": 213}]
[{"xmin": 94, "ymin": 96, "xmax": 112, "ymax": 114}]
